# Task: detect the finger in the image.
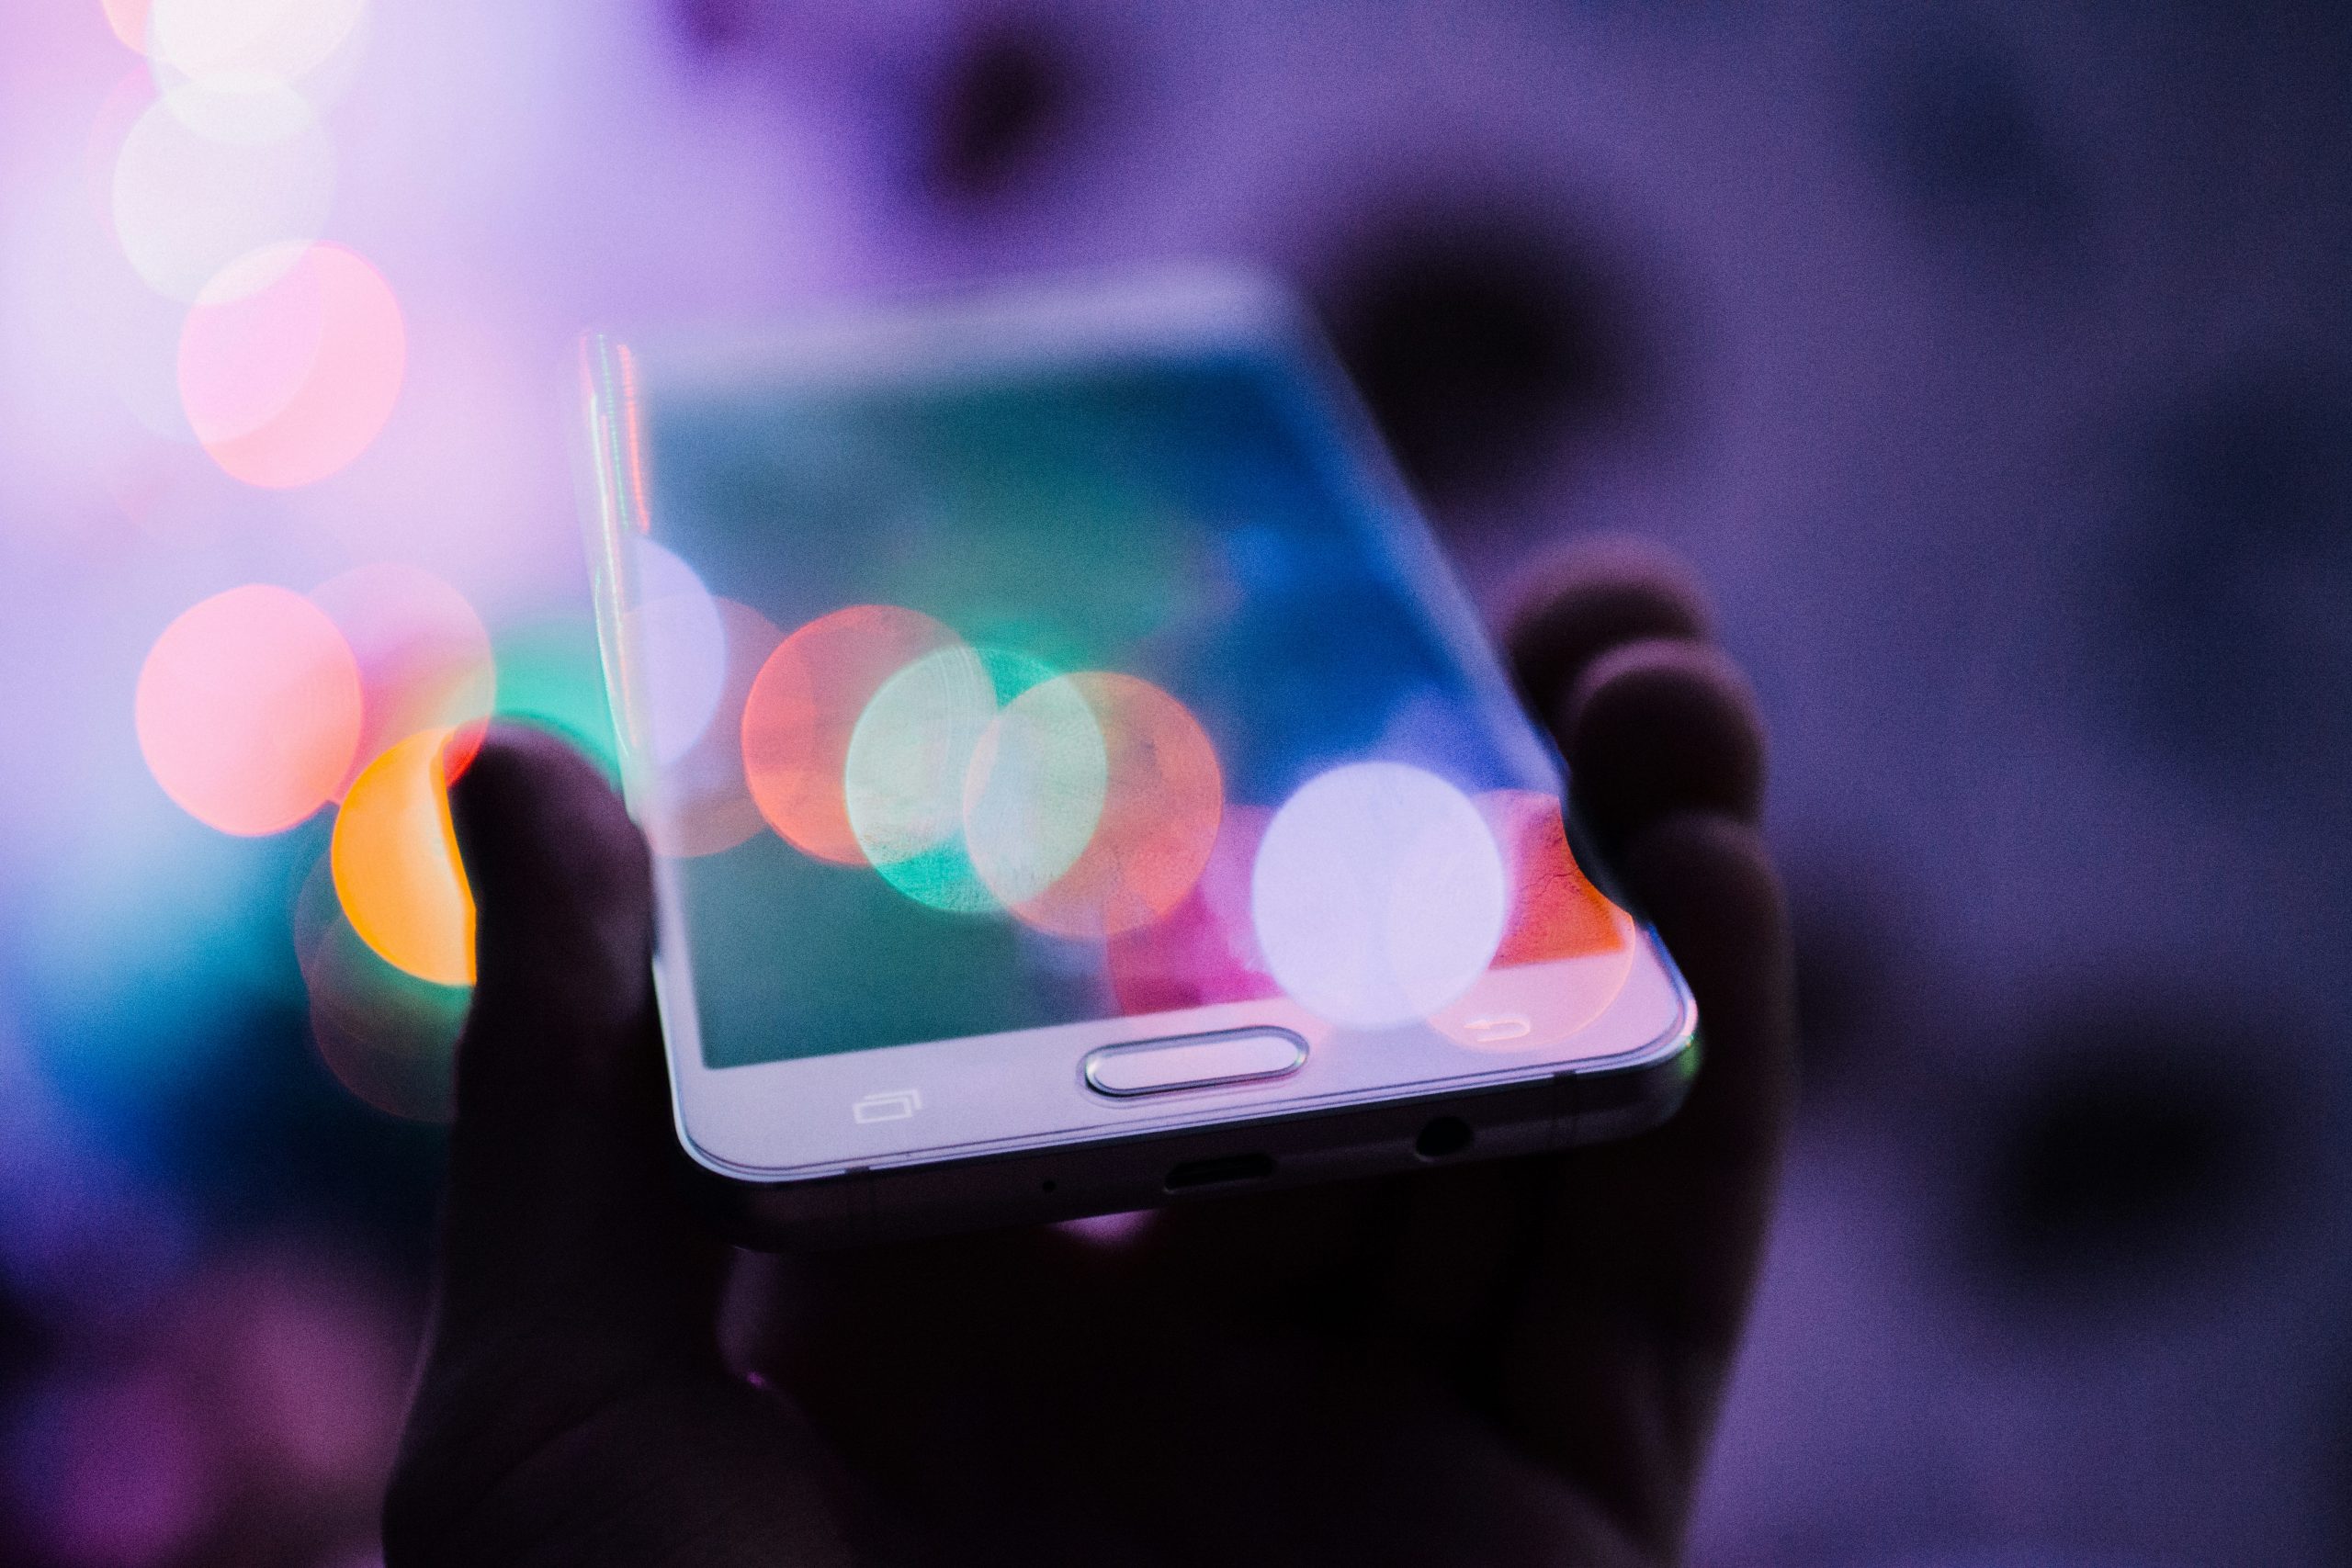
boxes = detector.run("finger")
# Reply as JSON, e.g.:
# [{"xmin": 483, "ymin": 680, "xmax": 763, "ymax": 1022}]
[
  {"xmin": 1368, "ymin": 640, "xmax": 1766, "ymax": 1348},
  {"xmin": 1116, "ymin": 1174, "xmax": 1399, "ymax": 1321},
  {"xmin": 1132, "ymin": 549, "xmax": 1743, "ymax": 1311},
  {"xmin": 1136, "ymin": 547, "xmax": 1720, "ymax": 1294},
  {"xmin": 1505, "ymin": 535, "xmax": 1712, "ymax": 716},
  {"xmin": 1498, "ymin": 810, "xmax": 1794, "ymax": 1556},
  {"xmin": 1564, "ymin": 637, "xmax": 1765, "ymax": 851},
  {"xmin": 431, "ymin": 727, "xmax": 724, "ymax": 1369},
  {"xmin": 392, "ymin": 726, "xmax": 850, "ymax": 1565}
]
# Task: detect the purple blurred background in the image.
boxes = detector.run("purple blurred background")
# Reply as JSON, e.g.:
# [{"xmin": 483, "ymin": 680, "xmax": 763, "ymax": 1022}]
[{"xmin": 3, "ymin": 2, "xmax": 2348, "ymax": 1563}]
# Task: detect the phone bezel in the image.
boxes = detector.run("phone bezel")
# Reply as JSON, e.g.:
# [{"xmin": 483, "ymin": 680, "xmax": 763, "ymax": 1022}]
[{"xmin": 576, "ymin": 266, "xmax": 1700, "ymax": 1218}]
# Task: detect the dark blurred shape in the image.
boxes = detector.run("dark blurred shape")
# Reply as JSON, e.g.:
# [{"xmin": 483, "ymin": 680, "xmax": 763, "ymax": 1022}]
[
  {"xmin": 7, "ymin": 1243, "xmax": 412, "ymax": 1568},
  {"xmin": 0, "ymin": 1279, "xmax": 38, "ymax": 1392},
  {"xmin": 1874, "ymin": 30, "xmax": 2074, "ymax": 240},
  {"xmin": 2331, "ymin": 1371, "xmax": 2352, "ymax": 1561},
  {"xmin": 1783, "ymin": 867, "xmax": 1893, "ymax": 1087},
  {"xmin": 0, "ymin": 1280, "xmax": 41, "ymax": 1552},
  {"xmin": 295, "ymin": 856, "xmax": 461, "ymax": 1126},
  {"xmin": 1321, "ymin": 216, "xmax": 1630, "ymax": 503},
  {"xmin": 924, "ymin": 23, "xmax": 1074, "ymax": 202},
  {"xmin": 672, "ymin": 0, "xmax": 764, "ymax": 53},
  {"xmin": 160, "ymin": 997, "xmax": 445, "ymax": 1270},
  {"xmin": 1980, "ymin": 1006, "xmax": 2274, "ymax": 1298},
  {"xmin": 2109, "ymin": 365, "xmax": 2352, "ymax": 779}
]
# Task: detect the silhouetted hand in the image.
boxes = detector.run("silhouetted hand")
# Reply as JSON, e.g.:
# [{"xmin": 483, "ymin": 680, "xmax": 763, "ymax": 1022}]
[{"xmin": 383, "ymin": 542, "xmax": 1792, "ymax": 1567}]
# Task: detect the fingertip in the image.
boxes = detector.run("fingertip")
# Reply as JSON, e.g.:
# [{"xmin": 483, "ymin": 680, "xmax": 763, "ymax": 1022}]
[
  {"xmin": 1565, "ymin": 638, "xmax": 1766, "ymax": 842},
  {"xmin": 1618, "ymin": 811, "xmax": 1795, "ymax": 1132},
  {"xmin": 448, "ymin": 726, "xmax": 641, "ymax": 898},
  {"xmin": 1620, "ymin": 812, "xmax": 1787, "ymax": 969},
  {"xmin": 1505, "ymin": 535, "xmax": 1713, "ymax": 711},
  {"xmin": 447, "ymin": 725, "xmax": 655, "ymax": 1088}
]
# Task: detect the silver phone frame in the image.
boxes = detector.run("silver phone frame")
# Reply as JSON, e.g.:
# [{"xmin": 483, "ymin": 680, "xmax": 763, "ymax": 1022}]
[{"xmin": 576, "ymin": 267, "xmax": 1699, "ymax": 1248}]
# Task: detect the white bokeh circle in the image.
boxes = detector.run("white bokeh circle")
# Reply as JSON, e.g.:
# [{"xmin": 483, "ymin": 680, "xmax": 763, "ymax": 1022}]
[{"xmin": 1252, "ymin": 761, "xmax": 1508, "ymax": 1029}]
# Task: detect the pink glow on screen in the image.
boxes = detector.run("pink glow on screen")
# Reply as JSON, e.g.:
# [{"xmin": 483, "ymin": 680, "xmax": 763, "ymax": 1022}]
[
  {"xmin": 176, "ymin": 241, "xmax": 406, "ymax": 489},
  {"xmin": 135, "ymin": 583, "xmax": 361, "ymax": 836},
  {"xmin": 1106, "ymin": 803, "xmax": 1282, "ymax": 1013}
]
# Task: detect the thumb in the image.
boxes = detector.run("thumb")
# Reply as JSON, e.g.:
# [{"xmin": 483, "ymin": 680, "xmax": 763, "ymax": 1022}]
[
  {"xmin": 388, "ymin": 729, "xmax": 859, "ymax": 1567},
  {"xmin": 429, "ymin": 724, "xmax": 724, "ymax": 1370}
]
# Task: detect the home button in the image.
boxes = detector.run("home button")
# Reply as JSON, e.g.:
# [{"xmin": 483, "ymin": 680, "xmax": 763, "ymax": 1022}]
[{"xmin": 1082, "ymin": 1028, "xmax": 1307, "ymax": 1098}]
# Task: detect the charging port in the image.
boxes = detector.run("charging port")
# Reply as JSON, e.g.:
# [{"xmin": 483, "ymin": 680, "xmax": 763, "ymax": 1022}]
[
  {"xmin": 1165, "ymin": 1153, "xmax": 1275, "ymax": 1190},
  {"xmin": 1414, "ymin": 1116, "xmax": 1475, "ymax": 1159}
]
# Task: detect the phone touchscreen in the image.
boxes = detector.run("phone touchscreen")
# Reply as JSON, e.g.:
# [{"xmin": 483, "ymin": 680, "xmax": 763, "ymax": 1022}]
[{"xmin": 587, "ymin": 325, "xmax": 1645, "ymax": 1077}]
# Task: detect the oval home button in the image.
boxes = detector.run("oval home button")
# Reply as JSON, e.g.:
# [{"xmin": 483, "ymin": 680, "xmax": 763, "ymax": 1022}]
[{"xmin": 1083, "ymin": 1028, "xmax": 1307, "ymax": 1098}]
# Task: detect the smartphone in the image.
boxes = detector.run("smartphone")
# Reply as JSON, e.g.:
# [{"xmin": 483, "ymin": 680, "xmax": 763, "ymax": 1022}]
[{"xmin": 576, "ymin": 269, "xmax": 1697, "ymax": 1247}]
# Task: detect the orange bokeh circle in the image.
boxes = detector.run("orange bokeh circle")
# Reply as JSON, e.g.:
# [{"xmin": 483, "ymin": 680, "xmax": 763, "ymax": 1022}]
[
  {"xmin": 136, "ymin": 583, "xmax": 361, "ymax": 836},
  {"xmin": 1476, "ymin": 789, "xmax": 1634, "ymax": 967},
  {"xmin": 1001, "ymin": 672, "xmax": 1223, "ymax": 941},
  {"xmin": 178, "ymin": 242, "xmax": 406, "ymax": 490},
  {"xmin": 331, "ymin": 727, "xmax": 475, "ymax": 987},
  {"xmin": 741, "ymin": 604, "xmax": 963, "ymax": 865}
]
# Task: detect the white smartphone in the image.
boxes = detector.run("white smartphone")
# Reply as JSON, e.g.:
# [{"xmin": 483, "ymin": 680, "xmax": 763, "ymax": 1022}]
[{"xmin": 576, "ymin": 269, "xmax": 1697, "ymax": 1247}]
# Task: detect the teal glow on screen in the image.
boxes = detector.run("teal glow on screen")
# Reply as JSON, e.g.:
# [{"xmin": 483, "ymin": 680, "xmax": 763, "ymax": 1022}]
[{"xmin": 627, "ymin": 350, "xmax": 1594, "ymax": 1067}]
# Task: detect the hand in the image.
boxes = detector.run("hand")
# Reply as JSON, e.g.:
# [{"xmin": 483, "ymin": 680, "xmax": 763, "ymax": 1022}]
[{"xmin": 382, "ymin": 541, "xmax": 1792, "ymax": 1567}]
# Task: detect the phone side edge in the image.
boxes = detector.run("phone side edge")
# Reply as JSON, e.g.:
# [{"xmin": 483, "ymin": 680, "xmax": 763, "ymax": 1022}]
[{"xmin": 684, "ymin": 960, "xmax": 1699, "ymax": 1250}]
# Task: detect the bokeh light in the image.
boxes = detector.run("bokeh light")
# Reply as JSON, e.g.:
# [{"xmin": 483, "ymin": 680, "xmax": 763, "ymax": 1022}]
[
  {"xmin": 982, "ymin": 673, "xmax": 1223, "ymax": 940},
  {"xmin": 623, "ymin": 537, "xmax": 726, "ymax": 765},
  {"xmin": 293, "ymin": 854, "xmax": 458, "ymax": 1122},
  {"xmin": 144, "ymin": 0, "xmax": 368, "ymax": 89},
  {"xmin": 153, "ymin": 72, "xmax": 321, "ymax": 143},
  {"xmin": 741, "ymin": 604, "xmax": 963, "ymax": 865},
  {"xmin": 308, "ymin": 563, "xmax": 494, "ymax": 795},
  {"xmin": 1477, "ymin": 788, "xmax": 1636, "ymax": 967},
  {"xmin": 1251, "ymin": 761, "xmax": 1507, "ymax": 1029},
  {"xmin": 490, "ymin": 619, "xmax": 621, "ymax": 779},
  {"xmin": 843, "ymin": 645, "xmax": 1045, "ymax": 914},
  {"xmin": 1412, "ymin": 790, "xmax": 1639, "ymax": 1052},
  {"xmin": 85, "ymin": 70, "xmax": 157, "ymax": 236},
  {"xmin": 110, "ymin": 83, "xmax": 331, "ymax": 301},
  {"xmin": 962, "ymin": 674, "xmax": 1109, "ymax": 908},
  {"xmin": 100, "ymin": 0, "xmax": 153, "ymax": 51},
  {"xmin": 37, "ymin": 85, "xmax": 202, "ymax": 444},
  {"xmin": 330, "ymin": 727, "xmax": 473, "ymax": 987},
  {"xmin": 135, "ymin": 583, "xmax": 361, "ymax": 836},
  {"xmin": 176, "ymin": 241, "xmax": 405, "ymax": 489},
  {"xmin": 650, "ymin": 597, "xmax": 780, "ymax": 858},
  {"xmin": 1106, "ymin": 803, "xmax": 1282, "ymax": 1013}
]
